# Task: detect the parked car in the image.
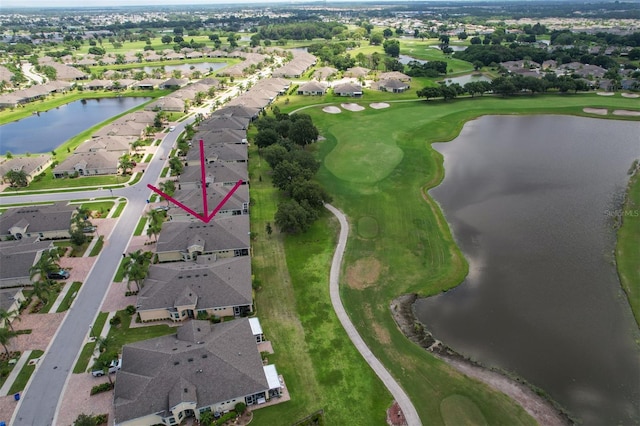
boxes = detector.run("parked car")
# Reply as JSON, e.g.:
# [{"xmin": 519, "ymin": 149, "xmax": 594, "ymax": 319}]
[
  {"xmin": 154, "ymin": 206, "xmax": 169, "ymax": 212},
  {"xmin": 47, "ymin": 270, "xmax": 70, "ymax": 280},
  {"xmin": 169, "ymin": 126, "xmax": 176, "ymax": 132},
  {"xmin": 91, "ymin": 358, "xmax": 122, "ymax": 377},
  {"xmin": 82, "ymin": 225, "xmax": 97, "ymax": 233}
]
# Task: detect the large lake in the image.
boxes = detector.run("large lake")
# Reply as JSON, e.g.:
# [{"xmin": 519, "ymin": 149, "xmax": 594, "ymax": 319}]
[
  {"xmin": 414, "ymin": 115, "xmax": 640, "ymax": 425},
  {"xmin": 0, "ymin": 97, "xmax": 150, "ymax": 155}
]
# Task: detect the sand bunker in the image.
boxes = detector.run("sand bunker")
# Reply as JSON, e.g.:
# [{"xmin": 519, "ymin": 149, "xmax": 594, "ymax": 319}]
[
  {"xmin": 612, "ymin": 110, "xmax": 640, "ymax": 116},
  {"xmin": 370, "ymin": 102, "xmax": 390, "ymax": 109},
  {"xmin": 322, "ymin": 106, "xmax": 341, "ymax": 114},
  {"xmin": 583, "ymin": 108, "xmax": 608, "ymax": 115},
  {"xmin": 597, "ymin": 92, "xmax": 615, "ymax": 96},
  {"xmin": 341, "ymin": 103, "xmax": 365, "ymax": 112},
  {"xmin": 621, "ymin": 93, "xmax": 640, "ymax": 98}
]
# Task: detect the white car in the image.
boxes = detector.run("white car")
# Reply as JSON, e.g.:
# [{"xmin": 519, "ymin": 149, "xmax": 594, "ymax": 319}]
[
  {"xmin": 169, "ymin": 126, "xmax": 176, "ymax": 132},
  {"xmin": 91, "ymin": 358, "xmax": 122, "ymax": 377}
]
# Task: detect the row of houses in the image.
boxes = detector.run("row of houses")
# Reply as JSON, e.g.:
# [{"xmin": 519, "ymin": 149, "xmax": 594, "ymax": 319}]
[
  {"xmin": 0, "ymin": 80, "xmax": 73, "ymax": 109},
  {"xmin": 115, "ymin": 80, "xmax": 288, "ymax": 424},
  {"xmin": 296, "ymin": 71, "xmax": 412, "ymax": 97}
]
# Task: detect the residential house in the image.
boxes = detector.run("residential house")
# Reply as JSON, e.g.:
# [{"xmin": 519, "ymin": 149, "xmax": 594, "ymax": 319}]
[
  {"xmin": 211, "ymin": 105, "xmax": 260, "ymax": 121},
  {"xmin": 185, "ymin": 141, "xmax": 247, "ymax": 165},
  {"xmin": 0, "ymin": 155, "xmax": 52, "ymax": 184},
  {"xmin": 333, "ymin": 83, "xmax": 363, "ymax": 97},
  {"xmin": 297, "ymin": 81, "xmax": 327, "ymax": 96},
  {"xmin": 145, "ymin": 96, "xmax": 185, "ymax": 112},
  {"xmin": 114, "ymin": 319, "xmax": 282, "ymax": 425},
  {"xmin": 166, "ymin": 183, "xmax": 249, "ymax": 222},
  {"xmin": 92, "ymin": 121, "xmax": 146, "ymax": 139},
  {"xmin": 155, "ymin": 215, "xmax": 250, "ymax": 263},
  {"xmin": 161, "ymin": 78, "xmax": 189, "ymax": 90},
  {"xmin": 52, "ymin": 151, "xmax": 121, "ymax": 178},
  {"xmin": 373, "ymin": 79, "xmax": 410, "ymax": 93},
  {"xmin": 378, "ymin": 71, "xmax": 411, "ymax": 82},
  {"xmin": 74, "ymin": 136, "xmax": 132, "ymax": 154},
  {"xmin": 0, "ymin": 203, "xmax": 75, "ymax": 241},
  {"xmin": 136, "ymin": 256, "xmax": 252, "ymax": 322},
  {"xmin": 345, "ymin": 67, "xmax": 370, "ymax": 78},
  {"xmin": 313, "ymin": 66, "xmax": 337, "ymax": 81},
  {"xmin": 0, "ymin": 288, "xmax": 25, "ymax": 326},
  {"xmin": 197, "ymin": 116, "xmax": 250, "ymax": 132},
  {"xmin": 0, "ymin": 237, "xmax": 53, "ymax": 288},
  {"xmin": 192, "ymin": 128, "xmax": 247, "ymax": 146},
  {"xmin": 179, "ymin": 160, "xmax": 248, "ymax": 188}
]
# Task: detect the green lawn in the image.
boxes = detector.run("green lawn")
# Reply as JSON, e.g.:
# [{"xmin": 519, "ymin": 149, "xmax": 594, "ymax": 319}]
[
  {"xmin": 89, "ymin": 236, "xmax": 104, "ymax": 256},
  {"xmin": 616, "ymin": 170, "xmax": 640, "ymax": 327},
  {"xmin": 56, "ymin": 281, "xmax": 82, "ymax": 312},
  {"xmin": 113, "ymin": 258, "xmax": 128, "ymax": 283},
  {"xmin": 111, "ymin": 200, "xmax": 127, "ymax": 218},
  {"xmin": 271, "ymin": 92, "xmax": 640, "ymax": 424},
  {"xmin": 249, "ymin": 151, "xmax": 390, "ymax": 425},
  {"xmin": 133, "ymin": 217, "xmax": 147, "ymax": 236},
  {"xmin": 107, "ymin": 311, "xmax": 175, "ymax": 354},
  {"xmin": 73, "ymin": 312, "xmax": 109, "ymax": 374},
  {"xmin": 7, "ymin": 350, "xmax": 44, "ymax": 395}
]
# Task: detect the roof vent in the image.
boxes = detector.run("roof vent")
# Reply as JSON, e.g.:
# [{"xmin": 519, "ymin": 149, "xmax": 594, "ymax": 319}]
[
  {"xmin": 188, "ymin": 358, "xmax": 194, "ymax": 362},
  {"xmin": 184, "ymin": 388, "xmax": 188, "ymax": 393},
  {"xmin": 202, "ymin": 354, "xmax": 208, "ymax": 358},
  {"xmin": 174, "ymin": 361, "xmax": 179, "ymax": 365}
]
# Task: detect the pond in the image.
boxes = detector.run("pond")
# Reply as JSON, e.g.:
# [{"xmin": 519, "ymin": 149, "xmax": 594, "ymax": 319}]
[
  {"xmin": 441, "ymin": 74, "xmax": 491, "ymax": 86},
  {"xmin": 140, "ymin": 61, "xmax": 227, "ymax": 75},
  {"xmin": 399, "ymin": 54, "xmax": 428, "ymax": 65},
  {"xmin": 414, "ymin": 115, "xmax": 640, "ymax": 425},
  {"xmin": 0, "ymin": 97, "xmax": 151, "ymax": 155}
]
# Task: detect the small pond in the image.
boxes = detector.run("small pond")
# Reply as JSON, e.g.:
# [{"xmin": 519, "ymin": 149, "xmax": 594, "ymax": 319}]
[{"xmin": 0, "ymin": 97, "xmax": 150, "ymax": 155}]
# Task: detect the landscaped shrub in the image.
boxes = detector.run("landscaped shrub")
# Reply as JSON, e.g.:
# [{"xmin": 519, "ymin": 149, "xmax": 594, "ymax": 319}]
[
  {"xmin": 125, "ymin": 305, "xmax": 136, "ymax": 315},
  {"xmin": 94, "ymin": 413, "xmax": 108, "ymax": 425},
  {"xmin": 213, "ymin": 411, "xmax": 237, "ymax": 426},
  {"xmin": 234, "ymin": 402, "xmax": 246, "ymax": 415},
  {"xmin": 90, "ymin": 382, "xmax": 114, "ymax": 395},
  {"xmin": 109, "ymin": 314, "xmax": 121, "ymax": 326}
]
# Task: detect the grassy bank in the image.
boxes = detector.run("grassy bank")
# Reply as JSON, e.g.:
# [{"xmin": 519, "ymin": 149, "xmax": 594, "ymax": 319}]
[
  {"xmin": 616, "ymin": 169, "xmax": 640, "ymax": 327},
  {"xmin": 249, "ymin": 150, "xmax": 390, "ymax": 425},
  {"xmin": 269, "ymin": 93, "xmax": 640, "ymax": 424}
]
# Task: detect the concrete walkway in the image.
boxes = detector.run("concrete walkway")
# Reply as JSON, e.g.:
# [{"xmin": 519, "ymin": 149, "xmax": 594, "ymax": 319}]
[
  {"xmin": 89, "ymin": 312, "xmax": 116, "ymax": 367},
  {"xmin": 325, "ymin": 204, "xmax": 422, "ymax": 426},
  {"xmin": 0, "ymin": 350, "xmax": 32, "ymax": 396}
]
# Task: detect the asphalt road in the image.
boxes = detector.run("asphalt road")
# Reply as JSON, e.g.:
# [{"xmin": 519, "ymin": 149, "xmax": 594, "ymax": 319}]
[
  {"xmin": 7, "ymin": 120, "xmax": 187, "ymax": 426},
  {"xmin": 325, "ymin": 204, "xmax": 422, "ymax": 426}
]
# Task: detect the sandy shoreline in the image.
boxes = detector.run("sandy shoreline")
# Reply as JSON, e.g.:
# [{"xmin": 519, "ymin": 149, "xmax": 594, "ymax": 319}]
[{"xmin": 390, "ymin": 294, "xmax": 573, "ymax": 426}]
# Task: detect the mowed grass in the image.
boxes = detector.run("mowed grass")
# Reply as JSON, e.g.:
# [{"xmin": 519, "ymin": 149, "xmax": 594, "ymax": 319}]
[
  {"xmin": 248, "ymin": 149, "xmax": 390, "ymax": 425},
  {"xmin": 616, "ymin": 171, "xmax": 640, "ymax": 327},
  {"xmin": 279, "ymin": 93, "xmax": 640, "ymax": 424}
]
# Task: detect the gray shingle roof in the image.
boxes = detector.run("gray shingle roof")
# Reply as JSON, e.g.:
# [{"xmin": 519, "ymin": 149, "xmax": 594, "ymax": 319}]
[
  {"xmin": 156, "ymin": 215, "xmax": 250, "ymax": 255},
  {"xmin": 180, "ymin": 160, "xmax": 248, "ymax": 185},
  {"xmin": 0, "ymin": 202, "xmax": 75, "ymax": 236},
  {"xmin": 166, "ymin": 184, "xmax": 249, "ymax": 219},
  {"xmin": 0, "ymin": 237, "xmax": 52, "ymax": 283},
  {"xmin": 186, "ymin": 142, "xmax": 247, "ymax": 163},
  {"xmin": 114, "ymin": 319, "xmax": 269, "ymax": 423},
  {"xmin": 137, "ymin": 256, "xmax": 252, "ymax": 312}
]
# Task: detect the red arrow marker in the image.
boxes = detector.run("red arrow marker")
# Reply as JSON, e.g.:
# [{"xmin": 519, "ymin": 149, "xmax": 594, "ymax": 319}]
[{"xmin": 148, "ymin": 139, "xmax": 243, "ymax": 224}]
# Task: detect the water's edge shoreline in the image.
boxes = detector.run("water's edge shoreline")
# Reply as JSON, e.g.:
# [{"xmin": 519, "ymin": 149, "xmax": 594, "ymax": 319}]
[{"xmin": 390, "ymin": 293, "xmax": 575, "ymax": 426}]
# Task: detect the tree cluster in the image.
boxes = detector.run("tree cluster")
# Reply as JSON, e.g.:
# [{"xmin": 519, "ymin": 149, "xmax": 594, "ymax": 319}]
[
  {"xmin": 258, "ymin": 22, "xmax": 346, "ymax": 41},
  {"xmin": 405, "ymin": 60, "xmax": 448, "ymax": 77},
  {"xmin": 255, "ymin": 112, "xmax": 330, "ymax": 234},
  {"xmin": 455, "ymin": 43, "xmax": 621, "ymax": 70}
]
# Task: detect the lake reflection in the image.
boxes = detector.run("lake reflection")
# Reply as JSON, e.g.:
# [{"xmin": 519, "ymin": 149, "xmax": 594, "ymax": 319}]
[
  {"xmin": 414, "ymin": 115, "xmax": 640, "ymax": 425},
  {"xmin": 0, "ymin": 97, "xmax": 150, "ymax": 155}
]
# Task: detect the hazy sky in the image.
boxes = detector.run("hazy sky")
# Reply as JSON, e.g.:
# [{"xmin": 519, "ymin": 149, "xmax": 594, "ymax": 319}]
[{"xmin": 4, "ymin": 0, "xmax": 408, "ymax": 8}]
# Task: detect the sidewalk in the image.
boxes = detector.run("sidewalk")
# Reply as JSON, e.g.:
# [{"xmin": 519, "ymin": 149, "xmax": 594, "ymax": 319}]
[
  {"xmin": 0, "ymin": 350, "xmax": 32, "ymax": 396},
  {"xmin": 88, "ymin": 312, "xmax": 116, "ymax": 368}
]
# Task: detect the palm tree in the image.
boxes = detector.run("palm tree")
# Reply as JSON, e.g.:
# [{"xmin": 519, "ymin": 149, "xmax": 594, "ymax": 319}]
[
  {"xmin": 159, "ymin": 180, "xmax": 175, "ymax": 206},
  {"xmin": 0, "ymin": 308, "xmax": 21, "ymax": 331},
  {"xmin": 0, "ymin": 327, "xmax": 17, "ymax": 356},
  {"xmin": 32, "ymin": 280, "xmax": 51, "ymax": 307},
  {"xmin": 29, "ymin": 249, "xmax": 60, "ymax": 284},
  {"xmin": 123, "ymin": 250, "xmax": 152, "ymax": 292},
  {"xmin": 146, "ymin": 210, "xmax": 164, "ymax": 242}
]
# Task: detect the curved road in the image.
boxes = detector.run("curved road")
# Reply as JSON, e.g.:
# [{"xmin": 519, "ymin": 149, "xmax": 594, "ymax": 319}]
[
  {"xmin": 7, "ymin": 119, "xmax": 189, "ymax": 426},
  {"xmin": 325, "ymin": 204, "xmax": 422, "ymax": 426}
]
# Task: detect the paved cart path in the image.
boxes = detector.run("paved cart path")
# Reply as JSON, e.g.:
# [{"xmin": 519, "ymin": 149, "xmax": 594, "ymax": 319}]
[{"xmin": 325, "ymin": 204, "xmax": 421, "ymax": 426}]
